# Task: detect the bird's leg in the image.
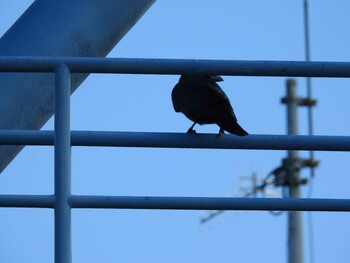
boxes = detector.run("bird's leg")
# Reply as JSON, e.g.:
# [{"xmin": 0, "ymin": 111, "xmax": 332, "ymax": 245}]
[
  {"xmin": 218, "ymin": 128, "xmax": 225, "ymax": 138},
  {"xmin": 187, "ymin": 122, "xmax": 197, "ymax": 134}
]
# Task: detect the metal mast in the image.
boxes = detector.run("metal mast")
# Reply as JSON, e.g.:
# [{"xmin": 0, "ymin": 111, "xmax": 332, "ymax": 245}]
[{"xmin": 285, "ymin": 79, "xmax": 304, "ymax": 263}]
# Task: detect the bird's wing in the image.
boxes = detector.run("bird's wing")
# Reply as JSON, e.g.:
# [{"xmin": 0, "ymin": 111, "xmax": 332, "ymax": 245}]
[
  {"xmin": 198, "ymin": 81, "xmax": 238, "ymax": 122},
  {"xmin": 172, "ymin": 79, "xmax": 238, "ymax": 122}
]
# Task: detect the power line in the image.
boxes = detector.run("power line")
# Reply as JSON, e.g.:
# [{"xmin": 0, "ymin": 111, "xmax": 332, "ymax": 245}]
[{"xmin": 303, "ymin": 1, "xmax": 316, "ymax": 263}]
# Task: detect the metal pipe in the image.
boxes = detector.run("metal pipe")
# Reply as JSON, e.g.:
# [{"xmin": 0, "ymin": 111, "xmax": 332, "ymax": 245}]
[
  {"xmin": 0, "ymin": 195, "xmax": 55, "ymax": 208},
  {"xmin": 1, "ymin": 194, "xmax": 350, "ymax": 212},
  {"xmin": 1, "ymin": 56, "xmax": 350, "ymax": 77},
  {"xmin": 69, "ymin": 195, "xmax": 350, "ymax": 212},
  {"xmin": 286, "ymin": 79, "xmax": 304, "ymax": 263},
  {"xmin": 54, "ymin": 65, "xmax": 71, "ymax": 263},
  {"xmin": 0, "ymin": 130, "xmax": 350, "ymax": 151},
  {"xmin": 0, "ymin": 0, "xmax": 155, "ymax": 173}
]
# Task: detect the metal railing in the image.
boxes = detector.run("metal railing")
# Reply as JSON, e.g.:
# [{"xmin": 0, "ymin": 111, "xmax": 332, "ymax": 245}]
[{"xmin": 1, "ymin": 56, "xmax": 350, "ymax": 263}]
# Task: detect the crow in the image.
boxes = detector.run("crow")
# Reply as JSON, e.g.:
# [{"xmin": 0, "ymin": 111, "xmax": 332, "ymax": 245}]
[{"xmin": 172, "ymin": 75, "xmax": 248, "ymax": 136}]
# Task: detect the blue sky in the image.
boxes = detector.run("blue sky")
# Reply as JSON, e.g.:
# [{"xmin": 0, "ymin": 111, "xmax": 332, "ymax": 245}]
[{"xmin": 1, "ymin": 1, "xmax": 350, "ymax": 262}]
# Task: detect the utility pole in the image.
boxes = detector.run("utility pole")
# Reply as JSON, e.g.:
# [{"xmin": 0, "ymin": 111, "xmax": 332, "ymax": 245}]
[
  {"xmin": 201, "ymin": 78, "xmax": 317, "ymax": 262},
  {"xmin": 285, "ymin": 79, "xmax": 304, "ymax": 263}
]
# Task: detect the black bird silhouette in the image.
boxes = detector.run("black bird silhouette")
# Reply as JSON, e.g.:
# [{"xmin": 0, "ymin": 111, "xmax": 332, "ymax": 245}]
[{"xmin": 172, "ymin": 75, "xmax": 248, "ymax": 136}]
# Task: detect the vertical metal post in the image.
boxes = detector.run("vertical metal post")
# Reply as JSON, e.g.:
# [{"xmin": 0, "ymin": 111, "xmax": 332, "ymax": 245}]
[
  {"xmin": 286, "ymin": 79, "xmax": 304, "ymax": 263},
  {"xmin": 55, "ymin": 65, "xmax": 71, "ymax": 263}
]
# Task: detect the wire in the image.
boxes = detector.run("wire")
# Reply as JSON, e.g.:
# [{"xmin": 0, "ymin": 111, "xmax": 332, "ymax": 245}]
[
  {"xmin": 200, "ymin": 210, "xmax": 225, "ymax": 224},
  {"xmin": 303, "ymin": 1, "xmax": 316, "ymax": 263},
  {"xmin": 307, "ymin": 171, "xmax": 314, "ymax": 199}
]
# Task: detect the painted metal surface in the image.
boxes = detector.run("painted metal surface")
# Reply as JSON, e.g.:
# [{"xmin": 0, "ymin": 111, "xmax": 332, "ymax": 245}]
[
  {"xmin": 1, "ymin": 194, "xmax": 350, "ymax": 212},
  {"xmin": 285, "ymin": 80, "xmax": 304, "ymax": 263},
  {"xmin": 1, "ymin": 56, "xmax": 350, "ymax": 77},
  {"xmin": 68, "ymin": 196, "xmax": 350, "ymax": 212},
  {"xmin": 0, "ymin": 130, "xmax": 350, "ymax": 151},
  {"xmin": 54, "ymin": 65, "xmax": 71, "ymax": 263},
  {"xmin": 0, "ymin": 194, "xmax": 55, "ymax": 208},
  {"xmin": 0, "ymin": 0, "xmax": 155, "ymax": 173}
]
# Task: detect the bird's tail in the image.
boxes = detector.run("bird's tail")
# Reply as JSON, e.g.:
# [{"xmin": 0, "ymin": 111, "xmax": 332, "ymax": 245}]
[{"xmin": 221, "ymin": 121, "xmax": 248, "ymax": 136}]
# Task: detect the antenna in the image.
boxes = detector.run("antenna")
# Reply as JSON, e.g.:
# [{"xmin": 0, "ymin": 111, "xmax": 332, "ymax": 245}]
[{"xmin": 200, "ymin": 172, "xmax": 278, "ymax": 225}]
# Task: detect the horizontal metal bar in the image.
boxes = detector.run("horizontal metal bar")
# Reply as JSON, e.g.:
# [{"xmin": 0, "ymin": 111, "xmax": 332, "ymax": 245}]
[
  {"xmin": 0, "ymin": 194, "xmax": 349, "ymax": 212},
  {"xmin": 0, "ymin": 56, "xmax": 350, "ymax": 77},
  {"xmin": 70, "ymin": 195, "xmax": 350, "ymax": 212},
  {"xmin": 0, "ymin": 130, "xmax": 349, "ymax": 151},
  {"xmin": 0, "ymin": 195, "xmax": 55, "ymax": 208}
]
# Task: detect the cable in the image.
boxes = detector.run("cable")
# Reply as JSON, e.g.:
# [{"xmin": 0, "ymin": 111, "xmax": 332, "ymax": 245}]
[
  {"xmin": 200, "ymin": 210, "xmax": 224, "ymax": 224},
  {"xmin": 303, "ymin": 1, "xmax": 316, "ymax": 263}
]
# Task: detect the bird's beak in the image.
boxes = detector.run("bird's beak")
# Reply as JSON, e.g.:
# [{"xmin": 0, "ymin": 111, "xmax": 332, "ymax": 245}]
[{"xmin": 210, "ymin": 75, "xmax": 223, "ymax": 82}]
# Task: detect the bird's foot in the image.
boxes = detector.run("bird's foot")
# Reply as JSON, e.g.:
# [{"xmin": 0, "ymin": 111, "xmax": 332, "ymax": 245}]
[
  {"xmin": 187, "ymin": 128, "xmax": 197, "ymax": 134},
  {"xmin": 218, "ymin": 128, "xmax": 225, "ymax": 138}
]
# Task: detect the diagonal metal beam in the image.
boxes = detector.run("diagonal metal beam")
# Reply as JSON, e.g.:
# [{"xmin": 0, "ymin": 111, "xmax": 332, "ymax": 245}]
[{"xmin": 0, "ymin": 0, "xmax": 155, "ymax": 173}]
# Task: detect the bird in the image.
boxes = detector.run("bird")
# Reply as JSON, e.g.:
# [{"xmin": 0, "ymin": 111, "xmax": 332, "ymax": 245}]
[{"xmin": 171, "ymin": 75, "xmax": 248, "ymax": 136}]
